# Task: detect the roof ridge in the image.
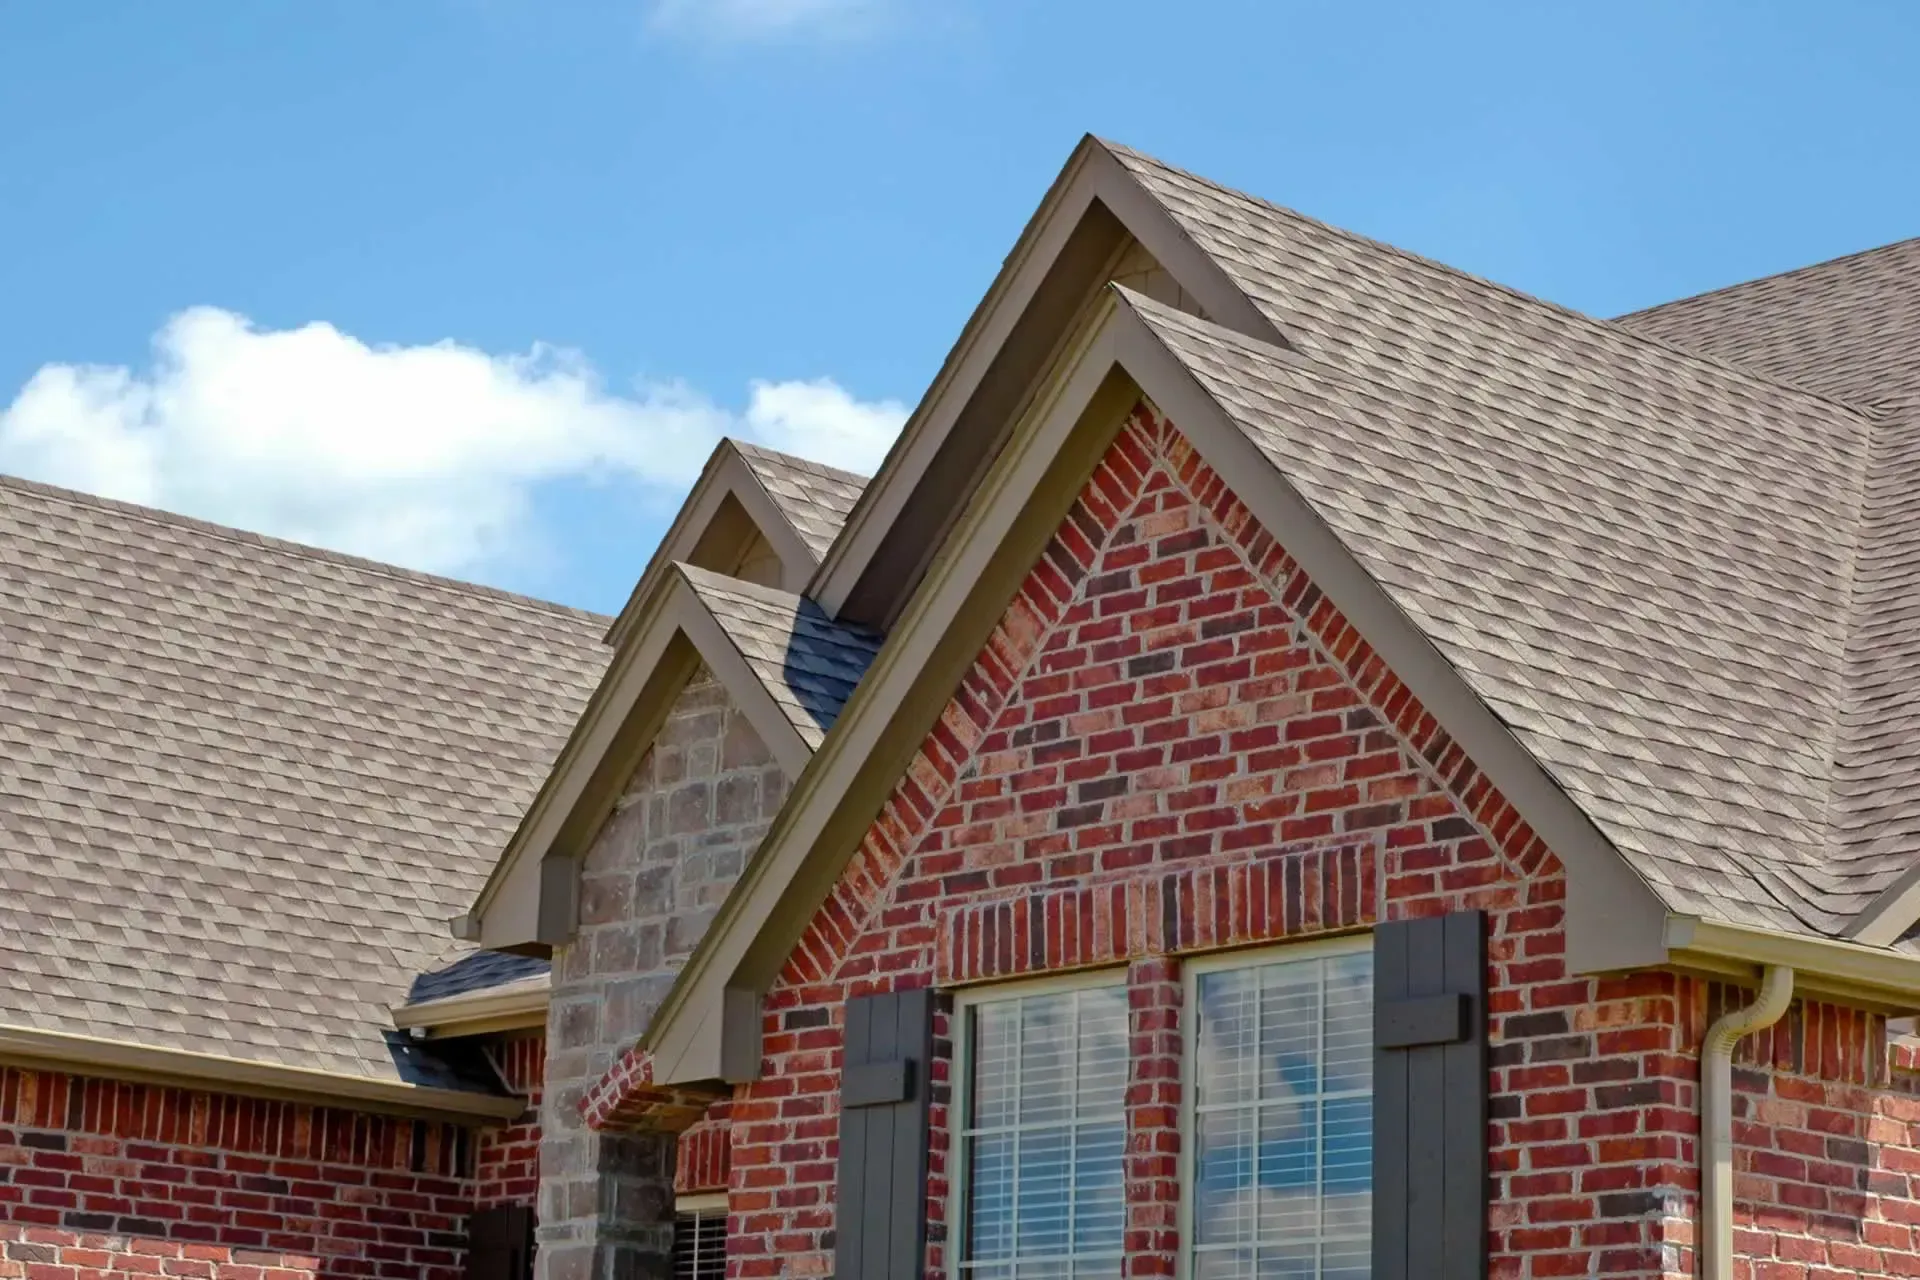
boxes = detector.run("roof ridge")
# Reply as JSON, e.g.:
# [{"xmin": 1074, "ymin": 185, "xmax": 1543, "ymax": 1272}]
[
  {"xmin": 1097, "ymin": 138, "xmax": 1872, "ymax": 423},
  {"xmin": 0, "ymin": 470, "xmax": 610, "ymax": 628},
  {"xmin": 729, "ymin": 437, "xmax": 872, "ymax": 484},
  {"xmin": 1614, "ymin": 235, "xmax": 1920, "ymax": 324}
]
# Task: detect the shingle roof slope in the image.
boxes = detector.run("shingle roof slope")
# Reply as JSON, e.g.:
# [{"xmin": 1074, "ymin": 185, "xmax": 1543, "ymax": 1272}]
[
  {"xmin": 1616, "ymin": 238, "xmax": 1920, "ymax": 409},
  {"xmin": 0, "ymin": 476, "xmax": 609, "ymax": 1083},
  {"xmin": 676, "ymin": 563, "xmax": 882, "ymax": 749},
  {"xmin": 732, "ymin": 441, "xmax": 869, "ymax": 560},
  {"xmin": 1104, "ymin": 136, "xmax": 1920, "ymax": 942}
]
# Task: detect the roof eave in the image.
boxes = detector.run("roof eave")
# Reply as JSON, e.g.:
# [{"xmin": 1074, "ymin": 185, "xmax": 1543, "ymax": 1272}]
[
  {"xmin": 1668, "ymin": 915, "xmax": 1920, "ymax": 1011},
  {"xmin": 390, "ymin": 974, "xmax": 551, "ymax": 1039},
  {"xmin": 0, "ymin": 1024, "xmax": 528, "ymax": 1123}
]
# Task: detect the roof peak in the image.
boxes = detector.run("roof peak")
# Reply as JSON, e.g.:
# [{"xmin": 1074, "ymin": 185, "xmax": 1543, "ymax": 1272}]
[
  {"xmin": 1102, "ymin": 137, "xmax": 1872, "ymax": 423},
  {"xmin": 0, "ymin": 470, "xmax": 609, "ymax": 627},
  {"xmin": 728, "ymin": 437, "xmax": 872, "ymax": 483},
  {"xmin": 1616, "ymin": 235, "xmax": 1920, "ymax": 325}
]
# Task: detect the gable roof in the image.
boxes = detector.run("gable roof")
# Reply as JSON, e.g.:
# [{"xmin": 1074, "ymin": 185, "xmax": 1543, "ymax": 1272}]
[
  {"xmin": 732, "ymin": 442, "xmax": 869, "ymax": 561},
  {"xmin": 629, "ymin": 137, "xmax": 1920, "ymax": 1084},
  {"xmin": 0, "ymin": 474, "xmax": 608, "ymax": 1111}
]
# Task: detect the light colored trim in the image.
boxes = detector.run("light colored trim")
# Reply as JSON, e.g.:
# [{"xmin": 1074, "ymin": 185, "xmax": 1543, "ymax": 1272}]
[
  {"xmin": 644, "ymin": 305, "xmax": 1137, "ymax": 1086},
  {"xmin": 1667, "ymin": 916, "xmax": 1920, "ymax": 1009},
  {"xmin": 1104, "ymin": 294, "xmax": 1673, "ymax": 976},
  {"xmin": 0, "ymin": 1024, "xmax": 527, "ymax": 1122},
  {"xmin": 674, "ymin": 1191, "xmax": 729, "ymax": 1214},
  {"xmin": 948, "ymin": 967, "xmax": 1129, "ymax": 1275},
  {"xmin": 647, "ymin": 292, "xmax": 1698, "ymax": 1085},
  {"xmin": 606, "ymin": 441, "xmax": 822, "ymax": 650},
  {"xmin": 1176, "ymin": 935, "xmax": 1372, "ymax": 1280},
  {"xmin": 811, "ymin": 135, "xmax": 1284, "ymax": 623},
  {"xmin": 466, "ymin": 568, "xmax": 816, "ymax": 952},
  {"xmin": 1846, "ymin": 863, "xmax": 1920, "ymax": 948},
  {"xmin": 1700, "ymin": 966, "xmax": 1794, "ymax": 1280},
  {"xmin": 390, "ymin": 974, "xmax": 550, "ymax": 1039}
]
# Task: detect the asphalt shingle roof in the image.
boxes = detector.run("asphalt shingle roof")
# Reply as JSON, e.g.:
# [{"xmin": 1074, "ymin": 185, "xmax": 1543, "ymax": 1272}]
[
  {"xmin": 731, "ymin": 441, "xmax": 869, "ymax": 561},
  {"xmin": 1104, "ymin": 139, "xmax": 1920, "ymax": 941},
  {"xmin": 0, "ymin": 476, "xmax": 610, "ymax": 1083},
  {"xmin": 677, "ymin": 563, "xmax": 883, "ymax": 749}
]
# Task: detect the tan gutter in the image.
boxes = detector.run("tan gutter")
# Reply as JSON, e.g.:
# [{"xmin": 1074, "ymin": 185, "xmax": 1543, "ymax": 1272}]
[
  {"xmin": 0, "ymin": 1024, "xmax": 527, "ymax": 1123},
  {"xmin": 1700, "ymin": 966, "xmax": 1794, "ymax": 1280},
  {"xmin": 390, "ymin": 974, "xmax": 550, "ymax": 1039},
  {"xmin": 1666, "ymin": 916, "xmax": 1920, "ymax": 1010}
]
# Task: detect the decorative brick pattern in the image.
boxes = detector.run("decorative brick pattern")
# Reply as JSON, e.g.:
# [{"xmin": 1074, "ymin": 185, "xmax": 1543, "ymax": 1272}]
[
  {"xmin": 0, "ymin": 1065, "xmax": 475, "ymax": 1279},
  {"xmin": 674, "ymin": 1102, "xmax": 732, "ymax": 1196},
  {"xmin": 1123, "ymin": 957, "xmax": 1182, "ymax": 1280},
  {"xmin": 538, "ymin": 668, "xmax": 775, "ymax": 1279},
  {"xmin": 935, "ymin": 837, "xmax": 1373, "ymax": 986}
]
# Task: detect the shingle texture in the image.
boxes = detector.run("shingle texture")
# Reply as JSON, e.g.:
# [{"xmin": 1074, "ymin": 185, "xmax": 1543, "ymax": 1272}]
[
  {"xmin": 732, "ymin": 441, "xmax": 869, "ymax": 561},
  {"xmin": 1618, "ymin": 239, "xmax": 1920, "ymax": 409},
  {"xmin": 677, "ymin": 563, "xmax": 882, "ymax": 749},
  {"xmin": 0, "ymin": 476, "xmax": 608, "ymax": 1084},
  {"xmin": 1102, "ymin": 138, "xmax": 1920, "ymax": 942}
]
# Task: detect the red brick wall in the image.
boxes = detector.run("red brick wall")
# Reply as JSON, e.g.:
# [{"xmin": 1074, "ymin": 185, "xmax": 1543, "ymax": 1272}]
[
  {"xmin": 0, "ymin": 1064, "xmax": 477, "ymax": 1279},
  {"xmin": 720, "ymin": 403, "xmax": 1763, "ymax": 1280},
  {"xmin": 475, "ymin": 1034, "xmax": 543, "ymax": 1211}
]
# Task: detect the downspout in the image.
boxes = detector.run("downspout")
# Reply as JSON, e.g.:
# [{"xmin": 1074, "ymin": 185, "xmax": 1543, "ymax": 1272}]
[{"xmin": 1699, "ymin": 965, "xmax": 1794, "ymax": 1280}]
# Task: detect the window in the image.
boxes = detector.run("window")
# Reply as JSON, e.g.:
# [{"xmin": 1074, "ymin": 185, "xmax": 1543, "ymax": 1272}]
[
  {"xmin": 1186, "ymin": 943, "xmax": 1374, "ymax": 1280},
  {"xmin": 673, "ymin": 1196, "xmax": 727, "ymax": 1280},
  {"xmin": 955, "ymin": 977, "xmax": 1129, "ymax": 1279}
]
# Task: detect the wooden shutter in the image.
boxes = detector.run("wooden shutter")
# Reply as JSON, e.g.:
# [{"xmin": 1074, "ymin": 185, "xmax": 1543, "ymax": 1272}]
[
  {"xmin": 465, "ymin": 1204, "xmax": 535, "ymax": 1280},
  {"xmin": 833, "ymin": 987, "xmax": 934, "ymax": 1280},
  {"xmin": 1373, "ymin": 910, "xmax": 1487, "ymax": 1280}
]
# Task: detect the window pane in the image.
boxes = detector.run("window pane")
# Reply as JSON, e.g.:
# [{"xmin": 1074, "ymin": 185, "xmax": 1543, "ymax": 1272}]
[
  {"xmin": 1191, "ymin": 950, "xmax": 1373, "ymax": 1280},
  {"xmin": 961, "ymin": 982, "xmax": 1127, "ymax": 1275}
]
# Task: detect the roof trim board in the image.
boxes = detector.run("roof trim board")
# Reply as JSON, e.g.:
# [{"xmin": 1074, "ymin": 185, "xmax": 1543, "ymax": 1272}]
[
  {"xmin": 642, "ymin": 289, "xmax": 1702, "ymax": 1087},
  {"xmin": 604, "ymin": 441, "xmax": 825, "ymax": 652},
  {"xmin": 390, "ymin": 974, "xmax": 551, "ymax": 1040},
  {"xmin": 462, "ymin": 566, "xmax": 818, "ymax": 952},
  {"xmin": 0, "ymin": 1024, "xmax": 527, "ymax": 1122},
  {"xmin": 808, "ymin": 134, "xmax": 1286, "ymax": 630}
]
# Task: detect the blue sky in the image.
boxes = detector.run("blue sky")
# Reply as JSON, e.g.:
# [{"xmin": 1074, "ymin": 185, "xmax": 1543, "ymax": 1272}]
[{"xmin": 2, "ymin": 1, "xmax": 1915, "ymax": 614}]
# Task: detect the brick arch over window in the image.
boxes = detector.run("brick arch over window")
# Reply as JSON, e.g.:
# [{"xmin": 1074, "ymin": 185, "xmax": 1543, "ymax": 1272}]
[{"xmin": 728, "ymin": 402, "xmax": 1700, "ymax": 1280}]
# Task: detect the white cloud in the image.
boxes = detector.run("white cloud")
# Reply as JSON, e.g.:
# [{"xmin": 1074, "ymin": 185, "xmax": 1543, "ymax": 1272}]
[
  {"xmin": 645, "ymin": 0, "xmax": 892, "ymax": 42},
  {"xmin": 0, "ymin": 306, "xmax": 905, "ymax": 577}
]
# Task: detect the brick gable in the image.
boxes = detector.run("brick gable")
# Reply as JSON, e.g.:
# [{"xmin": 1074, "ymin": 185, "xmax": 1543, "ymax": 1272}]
[{"xmin": 724, "ymin": 403, "xmax": 1711, "ymax": 1280}]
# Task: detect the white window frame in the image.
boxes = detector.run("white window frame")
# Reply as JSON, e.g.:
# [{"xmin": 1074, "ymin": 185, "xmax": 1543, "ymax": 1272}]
[
  {"xmin": 948, "ymin": 967, "xmax": 1131, "ymax": 1278},
  {"xmin": 1177, "ymin": 934, "xmax": 1374, "ymax": 1280}
]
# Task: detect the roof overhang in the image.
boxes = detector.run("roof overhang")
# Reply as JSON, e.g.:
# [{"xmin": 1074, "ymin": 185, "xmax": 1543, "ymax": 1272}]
[
  {"xmin": 808, "ymin": 134, "xmax": 1288, "ymax": 632},
  {"xmin": 1668, "ymin": 916, "xmax": 1920, "ymax": 1012},
  {"xmin": 604, "ymin": 440, "xmax": 823, "ymax": 651},
  {"xmin": 641, "ymin": 291, "xmax": 1698, "ymax": 1087},
  {"xmin": 0, "ymin": 1024, "xmax": 527, "ymax": 1123},
  {"xmin": 390, "ymin": 973, "xmax": 551, "ymax": 1040},
  {"xmin": 460, "ymin": 565, "xmax": 820, "ymax": 954}
]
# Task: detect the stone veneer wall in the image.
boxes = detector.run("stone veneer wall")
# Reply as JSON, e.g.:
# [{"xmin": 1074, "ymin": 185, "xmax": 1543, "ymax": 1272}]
[{"xmin": 537, "ymin": 668, "xmax": 787, "ymax": 1280}]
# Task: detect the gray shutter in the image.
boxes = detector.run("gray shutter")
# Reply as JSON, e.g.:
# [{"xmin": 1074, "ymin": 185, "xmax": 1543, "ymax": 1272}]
[
  {"xmin": 1373, "ymin": 910, "xmax": 1487, "ymax": 1280},
  {"xmin": 465, "ymin": 1204, "xmax": 535, "ymax": 1280},
  {"xmin": 834, "ymin": 987, "xmax": 934, "ymax": 1280}
]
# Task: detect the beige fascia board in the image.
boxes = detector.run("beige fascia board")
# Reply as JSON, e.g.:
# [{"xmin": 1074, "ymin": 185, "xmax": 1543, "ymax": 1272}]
[
  {"xmin": 1845, "ymin": 862, "xmax": 1920, "ymax": 948},
  {"xmin": 468, "ymin": 572, "xmax": 815, "ymax": 952},
  {"xmin": 1667, "ymin": 916, "xmax": 1920, "ymax": 1012},
  {"xmin": 606, "ymin": 443, "xmax": 821, "ymax": 651},
  {"xmin": 648, "ymin": 295, "xmax": 1692, "ymax": 1085},
  {"xmin": 1106, "ymin": 293, "xmax": 1672, "ymax": 975},
  {"xmin": 647, "ymin": 300, "xmax": 1136, "ymax": 1087},
  {"xmin": 0, "ymin": 1025, "xmax": 527, "ymax": 1122},
  {"xmin": 809, "ymin": 135, "xmax": 1284, "ymax": 622},
  {"xmin": 390, "ymin": 975, "xmax": 551, "ymax": 1039}
]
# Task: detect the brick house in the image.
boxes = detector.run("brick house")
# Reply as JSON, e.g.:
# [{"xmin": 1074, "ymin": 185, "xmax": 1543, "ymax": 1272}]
[{"xmin": 6, "ymin": 134, "xmax": 1920, "ymax": 1280}]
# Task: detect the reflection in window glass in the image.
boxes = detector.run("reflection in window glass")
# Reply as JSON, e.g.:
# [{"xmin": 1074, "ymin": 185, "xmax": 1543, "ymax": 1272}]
[
  {"xmin": 961, "ymin": 984, "xmax": 1127, "ymax": 1279},
  {"xmin": 1191, "ymin": 949, "xmax": 1373, "ymax": 1280}
]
